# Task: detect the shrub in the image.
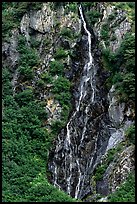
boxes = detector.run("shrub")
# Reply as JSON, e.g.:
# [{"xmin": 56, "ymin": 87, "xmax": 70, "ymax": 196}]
[
  {"xmin": 18, "ymin": 65, "xmax": 34, "ymax": 80},
  {"xmin": 108, "ymin": 173, "xmax": 135, "ymax": 202},
  {"xmin": 49, "ymin": 61, "xmax": 64, "ymax": 76},
  {"xmin": 51, "ymin": 120, "xmax": 65, "ymax": 134},
  {"xmin": 14, "ymin": 89, "xmax": 34, "ymax": 106},
  {"xmin": 115, "ymin": 73, "xmax": 135, "ymax": 101},
  {"xmin": 66, "ymin": 3, "xmax": 77, "ymax": 12},
  {"xmin": 95, "ymin": 164, "xmax": 108, "ymax": 181},
  {"xmin": 52, "ymin": 76, "xmax": 71, "ymax": 94},
  {"xmin": 36, "ymin": 79, "xmax": 45, "ymax": 88},
  {"xmin": 40, "ymin": 72, "xmax": 53, "ymax": 83},
  {"xmin": 54, "ymin": 48, "xmax": 68, "ymax": 59},
  {"xmin": 108, "ymin": 13, "xmax": 116, "ymax": 21},
  {"xmin": 55, "ymin": 92, "xmax": 71, "ymax": 107},
  {"xmin": 125, "ymin": 124, "xmax": 135, "ymax": 144},
  {"xmin": 86, "ymin": 10, "xmax": 101, "ymax": 25},
  {"xmin": 100, "ymin": 23, "xmax": 110, "ymax": 41},
  {"xmin": 60, "ymin": 27, "xmax": 72, "ymax": 38}
]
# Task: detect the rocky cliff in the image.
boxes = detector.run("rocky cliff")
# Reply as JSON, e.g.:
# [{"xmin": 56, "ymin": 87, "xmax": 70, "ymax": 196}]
[{"xmin": 2, "ymin": 2, "xmax": 135, "ymax": 202}]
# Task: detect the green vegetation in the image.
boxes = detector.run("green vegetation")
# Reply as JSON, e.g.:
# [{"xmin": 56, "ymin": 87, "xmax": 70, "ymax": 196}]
[
  {"xmin": 95, "ymin": 164, "xmax": 108, "ymax": 181},
  {"xmin": 65, "ymin": 3, "xmax": 77, "ymax": 13},
  {"xmin": 100, "ymin": 23, "xmax": 110, "ymax": 46},
  {"xmin": 102, "ymin": 33, "xmax": 135, "ymax": 104},
  {"xmin": 17, "ymin": 35, "xmax": 40, "ymax": 81},
  {"xmin": 60, "ymin": 27, "xmax": 72, "ymax": 39},
  {"xmin": 52, "ymin": 76, "xmax": 72, "ymax": 107},
  {"xmin": 49, "ymin": 60, "xmax": 64, "ymax": 76},
  {"xmin": 2, "ymin": 2, "xmax": 135, "ymax": 202},
  {"xmin": 94, "ymin": 144, "xmax": 123, "ymax": 181},
  {"xmin": 2, "ymin": 2, "xmax": 42, "ymax": 40},
  {"xmin": 108, "ymin": 173, "xmax": 135, "ymax": 202},
  {"xmin": 86, "ymin": 10, "xmax": 102, "ymax": 25},
  {"xmin": 2, "ymin": 2, "xmax": 75, "ymax": 202},
  {"xmin": 54, "ymin": 47, "xmax": 68, "ymax": 59},
  {"xmin": 2, "ymin": 2, "xmax": 76, "ymax": 202},
  {"xmin": 125, "ymin": 124, "xmax": 135, "ymax": 145}
]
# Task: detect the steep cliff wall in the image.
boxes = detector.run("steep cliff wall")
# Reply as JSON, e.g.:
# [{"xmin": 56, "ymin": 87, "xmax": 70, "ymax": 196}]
[{"xmin": 2, "ymin": 2, "xmax": 135, "ymax": 202}]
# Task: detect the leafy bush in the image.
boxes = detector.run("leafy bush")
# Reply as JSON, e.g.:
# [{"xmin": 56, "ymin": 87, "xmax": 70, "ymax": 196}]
[
  {"xmin": 51, "ymin": 120, "xmax": 65, "ymax": 135},
  {"xmin": 40, "ymin": 72, "xmax": 53, "ymax": 83},
  {"xmin": 36, "ymin": 79, "xmax": 45, "ymax": 88},
  {"xmin": 100, "ymin": 23, "xmax": 110, "ymax": 41},
  {"xmin": 55, "ymin": 92, "xmax": 71, "ymax": 107},
  {"xmin": 125, "ymin": 124, "xmax": 135, "ymax": 144},
  {"xmin": 86, "ymin": 10, "xmax": 101, "ymax": 25},
  {"xmin": 14, "ymin": 89, "xmax": 34, "ymax": 106},
  {"xmin": 115, "ymin": 73, "xmax": 135, "ymax": 101},
  {"xmin": 49, "ymin": 61, "xmax": 64, "ymax": 76},
  {"xmin": 18, "ymin": 65, "xmax": 34, "ymax": 80},
  {"xmin": 66, "ymin": 3, "xmax": 77, "ymax": 12},
  {"xmin": 108, "ymin": 173, "xmax": 135, "ymax": 202},
  {"xmin": 52, "ymin": 76, "xmax": 71, "ymax": 94},
  {"xmin": 95, "ymin": 164, "xmax": 108, "ymax": 181},
  {"xmin": 60, "ymin": 27, "xmax": 72, "ymax": 38},
  {"xmin": 54, "ymin": 48, "xmax": 68, "ymax": 59},
  {"xmin": 108, "ymin": 13, "xmax": 116, "ymax": 21}
]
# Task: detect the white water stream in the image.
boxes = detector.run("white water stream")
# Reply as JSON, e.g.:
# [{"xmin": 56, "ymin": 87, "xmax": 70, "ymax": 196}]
[{"xmin": 53, "ymin": 4, "xmax": 96, "ymax": 199}]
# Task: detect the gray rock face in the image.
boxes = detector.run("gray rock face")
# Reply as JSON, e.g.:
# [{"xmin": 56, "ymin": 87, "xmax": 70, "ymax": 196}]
[
  {"xmin": 2, "ymin": 29, "xmax": 19, "ymax": 68},
  {"xmin": 20, "ymin": 3, "xmax": 81, "ymax": 44},
  {"xmin": 104, "ymin": 145, "xmax": 135, "ymax": 193},
  {"xmin": 106, "ymin": 85, "xmax": 134, "ymax": 151},
  {"xmin": 94, "ymin": 3, "xmax": 132, "ymax": 52}
]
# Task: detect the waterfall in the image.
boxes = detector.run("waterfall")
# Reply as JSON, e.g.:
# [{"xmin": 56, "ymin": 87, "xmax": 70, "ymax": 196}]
[{"xmin": 49, "ymin": 4, "xmax": 110, "ymax": 200}]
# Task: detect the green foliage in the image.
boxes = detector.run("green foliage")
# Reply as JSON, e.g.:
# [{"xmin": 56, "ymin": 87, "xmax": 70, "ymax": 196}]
[
  {"xmin": 125, "ymin": 124, "xmax": 135, "ymax": 144},
  {"xmin": 94, "ymin": 144, "xmax": 123, "ymax": 181},
  {"xmin": 18, "ymin": 65, "xmax": 34, "ymax": 80},
  {"xmin": 52, "ymin": 76, "xmax": 71, "ymax": 107},
  {"xmin": 100, "ymin": 23, "xmax": 110, "ymax": 42},
  {"xmin": 2, "ymin": 2, "xmax": 76, "ymax": 202},
  {"xmin": 112, "ymin": 72, "xmax": 123, "ymax": 84},
  {"xmin": 14, "ymin": 89, "xmax": 34, "ymax": 106},
  {"xmin": 108, "ymin": 13, "xmax": 116, "ymax": 21},
  {"xmin": 110, "ymin": 34, "xmax": 117, "ymax": 41},
  {"xmin": 30, "ymin": 38, "xmax": 41, "ymax": 49},
  {"xmin": 86, "ymin": 10, "xmax": 101, "ymax": 25},
  {"xmin": 115, "ymin": 73, "xmax": 135, "ymax": 102},
  {"xmin": 40, "ymin": 72, "xmax": 53, "ymax": 83},
  {"xmin": 2, "ymin": 68, "xmax": 13, "ymax": 97},
  {"xmin": 95, "ymin": 164, "xmax": 108, "ymax": 181},
  {"xmin": 17, "ymin": 35, "xmax": 40, "ymax": 81},
  {"xmin": 36, "ymin": 79, "xmax": 45, "ymax": 88},
  {"xmin": 55, "ymin": 92, "xmax": 72, "ymax": 107},
  {"xmin": 52, "ymin": 76, "xmax": 71, "ymax": 94},
  {"xmin": 65, "ymin": 3, "xmax": 77, "ymax": 12},
  {"xmin": 54, "ymin": 48, "xmax": 68, "ymax": 59},
  {"xmin": 51, "ymin": 120, "xmax": 65, "ymax": 135},
  {"xmin": 2, "ymin": 2, "xmax": 42, "ymax": 40},
  {"xmin": 102, "ymin": 32, "xmax": 135, "ymax": 103},
  {"xmin": 49, "ymin": 60, "xmax": 64, "ymax": 76},
  {"xmin": 108, "ymin": 173, "xmax": 135, "ymax": 202},
  {"xmin": 60, "ymin": 27, "xmax": 72, "ymax": 39}
]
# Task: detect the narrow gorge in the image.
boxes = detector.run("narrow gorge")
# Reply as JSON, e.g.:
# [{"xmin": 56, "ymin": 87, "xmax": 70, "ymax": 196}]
[{"xmin": 2, "ymin": 2, "xmax": 135, "ymax": 202}]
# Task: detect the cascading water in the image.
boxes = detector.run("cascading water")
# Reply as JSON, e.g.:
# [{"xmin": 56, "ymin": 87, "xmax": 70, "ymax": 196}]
[{"xmin": 49, "ymin": 4, "xmax": 111, "ymax": 199}]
